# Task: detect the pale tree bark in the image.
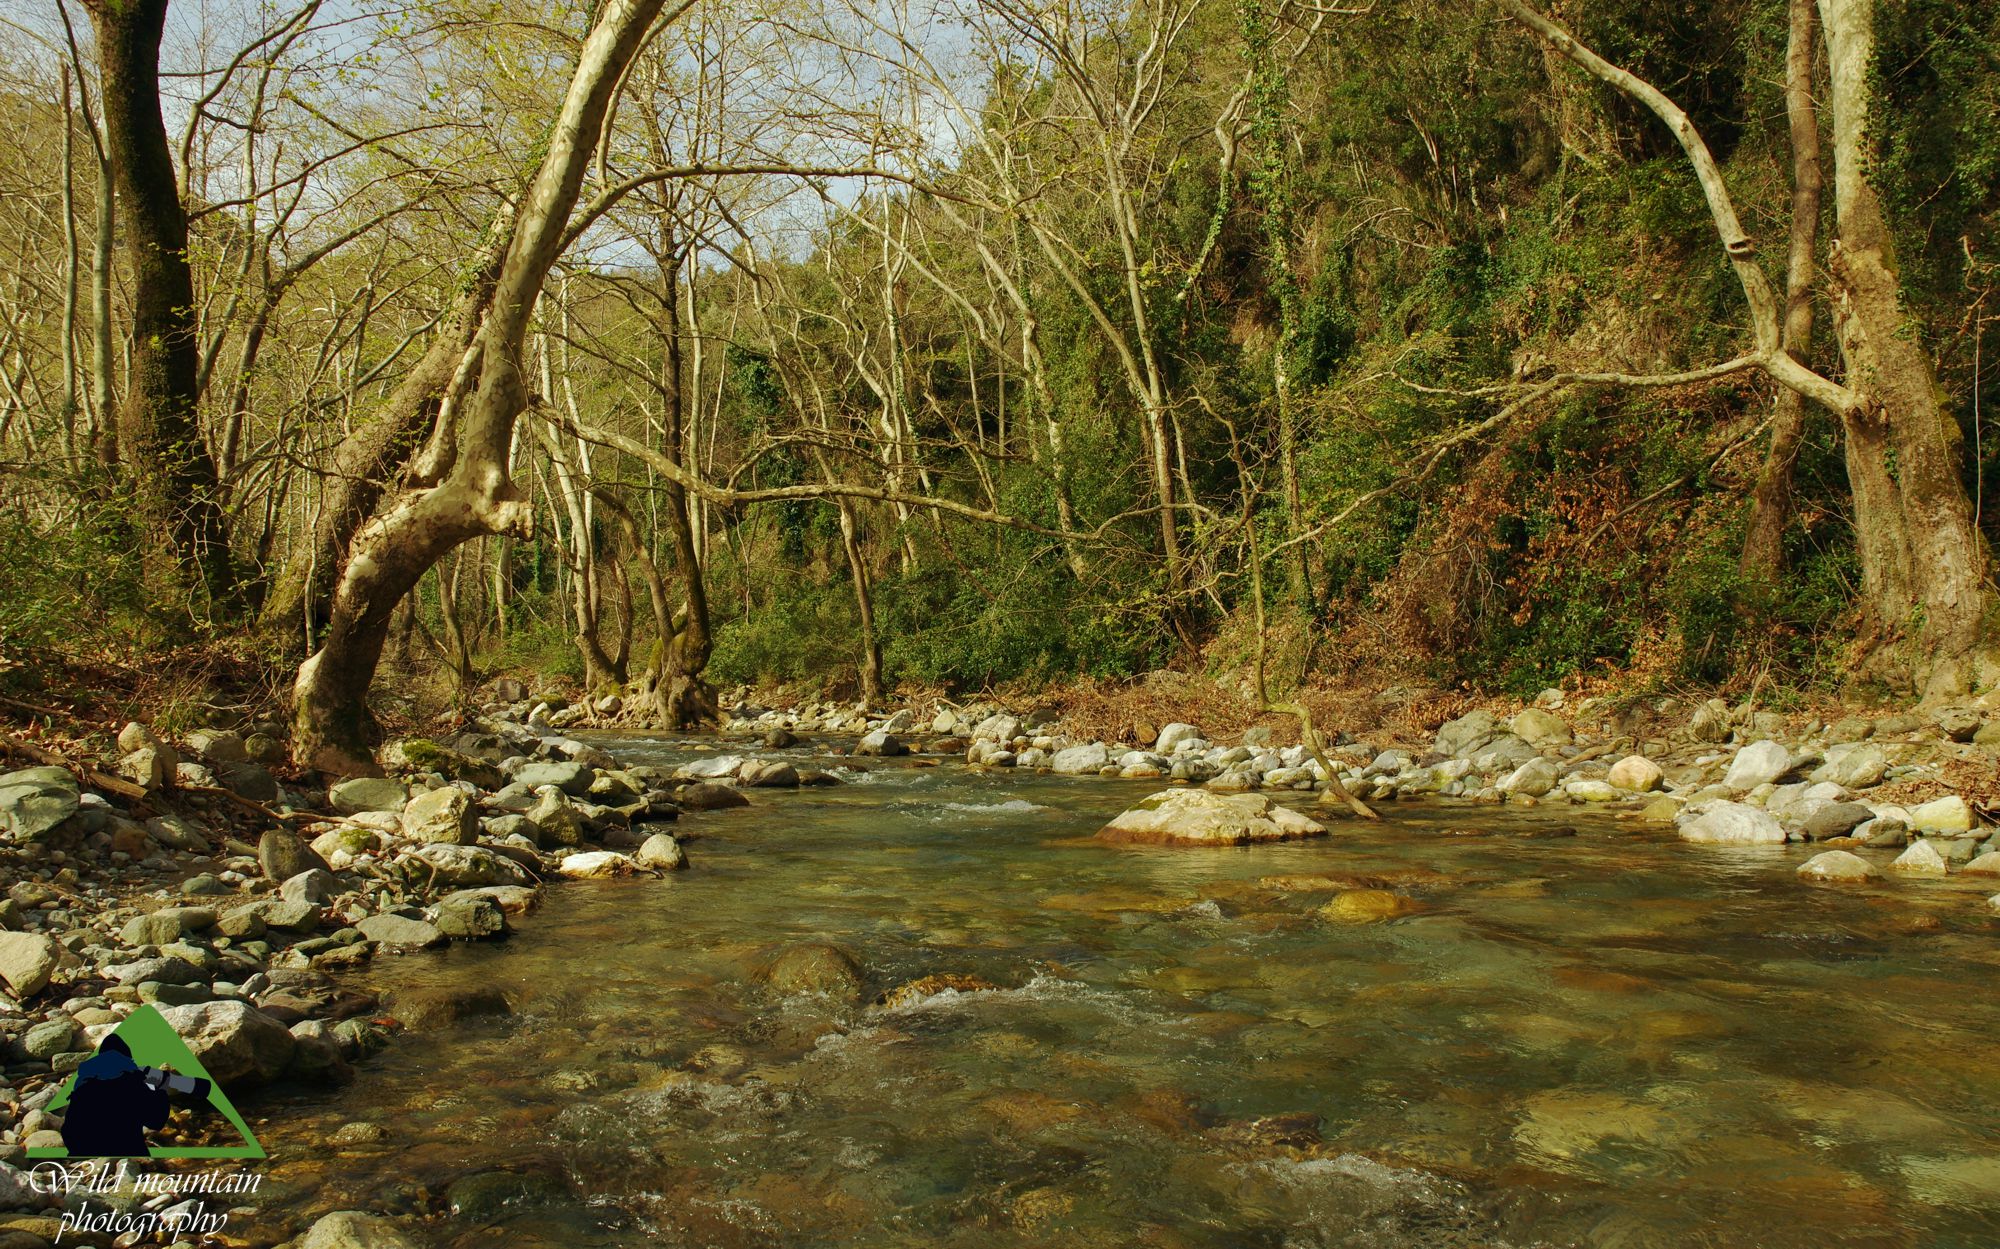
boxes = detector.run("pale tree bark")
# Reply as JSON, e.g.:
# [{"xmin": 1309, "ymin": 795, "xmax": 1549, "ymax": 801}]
[
  {"xmin": 1816, "ymin": 0, "xmax": 1994, "ymax": 698},
  {"xmin": 1740, "ymin": 0, "xmax": 1823, "ymax": 583},
  {"xmin": 257, "ymin": 205, "xmax": 513, "ymax": 654},
  {"xmin": 292, "ymin": 0, "xmax": 673, "ymax": 774},
  {"xmin": 1508, "ymin": 0, "xmax": 1997, "ymax": 699}
]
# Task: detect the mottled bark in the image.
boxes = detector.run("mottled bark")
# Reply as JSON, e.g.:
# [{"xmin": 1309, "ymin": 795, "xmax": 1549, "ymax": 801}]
[{"xmin": 293, "ymin": 0, "xmax": 671, "ymax": 773}]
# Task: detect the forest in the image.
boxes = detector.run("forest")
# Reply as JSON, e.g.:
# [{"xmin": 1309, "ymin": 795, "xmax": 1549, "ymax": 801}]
[{"xmin": 1, "ymin": 0, "xmax": 1996, "ymax": 768}]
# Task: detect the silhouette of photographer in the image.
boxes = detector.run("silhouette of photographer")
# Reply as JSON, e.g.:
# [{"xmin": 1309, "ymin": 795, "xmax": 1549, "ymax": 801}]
[{"xmin": 58, "ymin": 1033, "xmax": 207, "ymax": 1157}]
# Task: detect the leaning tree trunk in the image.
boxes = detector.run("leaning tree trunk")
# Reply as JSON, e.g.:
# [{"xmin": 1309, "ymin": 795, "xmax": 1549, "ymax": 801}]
[
  {"xmin": 86, "ymin": 0, "xmax": 235, "ymax": 615},
  {"xmin": 257, "ymin": 209, "xmax": 512, "ymax": 656},
  {"xmin": 292, "ymin": 0, "xmax": 670, "ymax": 774},
  {"xmin": 1819, "ymin": 0, "xmax": 1996, "ymax": 698}
]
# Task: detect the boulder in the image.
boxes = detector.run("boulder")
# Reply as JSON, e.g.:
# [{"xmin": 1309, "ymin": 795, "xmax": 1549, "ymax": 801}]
[
  {"xmin": 297, "ymin": 1211, "xmax": 426, "ymax": 1249},
  {"xmin": 673, "ymin": 755, "xmax": 744, "ymax": 781},
  {"xmin": 409, "ymin": 843, "xmax": 532, "ymax": 887},
  {"xmin": 1155, "ymin": 723, "xmax": 1203, "ymax": 754},
  {"xmin": 401, "ymin": 787, "xmax": 479, "ymax": 846},
  {"xmin": 1932, "ymin": 706, "xmax": 1984, "ymax": 743},
  {"xmin": 1562, "ymin": 780, "xmax": 1618, "ymax": 803},
  {"xmin": 1908, "ymin": 795, "xmax": 1973, "ymax": 833},
  {"xmin": 0, "ymin": 766, "xmax": 80, "ymax": 841},
  {"xmin": 677, "ymin": 781, "xmax": 749, "ymax": 811},
  {"xmin": 1723, "ymin": 741, "xmax": 1792, "ymax": 791},
  {"xmin": 855, "ymin": 730, "xmax": 907, "ymax": 757},
  {"xmin": 738, "ymin": 760, "xmax": 799, "ymax": 788},
  {"xmin": 1961, "ymin": 851, "xmax": 2000, "ymax": 876},
  {"xmin": 1433, "ymin": 710, "xmax": 1504, "ymax": 759},
  {"xmin": 259, "ymin": 829, "xmax": 331, "ymax": 882},
  {"xmin": 117, "ymin": 721, "xmax": 160, "ymax": 752},
  {"xmin": 1890, "ymin": 840, "xmax": 1949, "ymax": 875},
  {"xmin": 635, "ymin": 833, "xmax": 687, "ymax": 871},
  {"xmin": 329, "ymin": 777, "xmax": 409, "ymax": 815},
  {"xmin": 157, "ymin": 1000, "xmax": 296, "ymax": 1085},
  {"xmin": 557, "ymin": 851, "xmax": 637, "ymax": 878},
  {"xmin": 220, "ymin": 763, "xmax": 281, "ymax": 802},
  {"xmin": 120, "ymin": 744, "xmax": 180, "ymax": 790},
  {"xmin": 432, "ymin": 892, "xmax": 507, "ymax": 940},
  {"xmin": 1799, "ymin": 802, "xmax": 1874, "ymax": 841},
  {"xmin": 1510, "ymin": 708, "xmax": 1572, "ymax": 748},
  {"xmin": 1098, "ymin": 789, "xmax": 1326, "ymax": 847},
  {"xmin": 1810, "ymin": 743, "xmax": 1888, "ymax": 790},
  {"xmin": 1496, "ymin": 758, "xmax": 1559, "ymax": 799},
  {"xmin": 1796, "ymin": 850, "xmax": 1879, "ymax": 882},
  {"xmin": 1049, "ymin": 743, "xmax": 1111, "ymax": 775},
  {"xmin": 1319, "ymin": 889, "xmax": 1419, "ymax": 923},
  {"xmin": 0, "ymin": 931, "xmax": 61, "ymax": 997},
  {"xmin": 121, "ymin": 906, "xmax": 216, "ymax": 947},
  {"xmin": 759, "ymin": 942, "xmax": 865, "ymax": 1002},
  {"xmin": 1606, "ymin": 756, "xmax": 1664, "ymax": 793},
  {"xmin": 146, "ymin": 813, "xmax": 210, "ymax": 851},
  {"xmin": 281, "ymin": 869, "xmax": 340, "ymax": 906},
  {"xmin": 527, "ymin": 787, "xmax": 586, "ymax": 848},
  {"xmin": 1678, "ymin": 802, "xmax": 1786, "ymax": 845},
  {"xmin": 513, "ymin": 760, "xmax": 595, "ymax": 795},
  {"xmin": 185, "ymin": 730, "xmax": 249, "ymax": 764},
  {"xmin": 356, "ymin": 913, "xmax": 446, "ymax": 950},
  {"xmin": 973, "ymin": 713, "xmax": 1021, "ymax": 742}
]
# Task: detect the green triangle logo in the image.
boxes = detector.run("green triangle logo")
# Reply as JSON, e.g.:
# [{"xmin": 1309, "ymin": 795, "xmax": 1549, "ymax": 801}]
[{"xmin": 26, "ymin": 1005, "xmax": 265, "ymax": 1159}]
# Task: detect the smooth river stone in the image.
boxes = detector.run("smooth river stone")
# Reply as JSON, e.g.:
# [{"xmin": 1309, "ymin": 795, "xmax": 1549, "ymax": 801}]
[{"xmin": 1097, "ymin": 789, "xmax": 1326, "ymax": 846}]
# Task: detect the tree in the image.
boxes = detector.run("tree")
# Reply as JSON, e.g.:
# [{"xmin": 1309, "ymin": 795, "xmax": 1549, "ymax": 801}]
[
  {"xmin": 292, "ymin": 0, "xmax": 676, "ymax": 773},
  {"xmin": 1506, "ymin": 0, "xmax": 1997, "ymax": 700},
  {"xmin": 83, "ymin": 0, "xmax": 235, "ymax": 616}
]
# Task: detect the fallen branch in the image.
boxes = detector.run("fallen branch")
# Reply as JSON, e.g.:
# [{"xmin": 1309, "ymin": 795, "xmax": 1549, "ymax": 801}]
[{"xmin": 0, "ymin": 732, "xmax": 150, "ymax": 803}]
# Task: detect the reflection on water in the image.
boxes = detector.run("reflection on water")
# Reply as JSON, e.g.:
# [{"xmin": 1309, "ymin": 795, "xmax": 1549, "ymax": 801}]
[{"xmin": 249, "ymin": 736, "xmax": 2000, "ymax": 1247}]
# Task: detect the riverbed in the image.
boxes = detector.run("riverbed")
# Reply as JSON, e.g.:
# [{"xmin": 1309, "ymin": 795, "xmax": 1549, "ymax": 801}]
[{"xmin": 249, "ymin": 735, "xmax": 2000, "ymax": 1247}]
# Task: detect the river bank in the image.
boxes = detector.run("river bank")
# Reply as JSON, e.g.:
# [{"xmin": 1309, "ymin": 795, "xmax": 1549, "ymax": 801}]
[{"xmin": 2, "ymin": 680, "xmax": 1997, "ymax": 1245}]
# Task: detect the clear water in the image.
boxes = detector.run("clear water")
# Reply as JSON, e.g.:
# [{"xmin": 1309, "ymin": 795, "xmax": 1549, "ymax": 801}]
[{"xmin": 246, "ymin": 736, "xmax": 2000, "ymax": 1248}]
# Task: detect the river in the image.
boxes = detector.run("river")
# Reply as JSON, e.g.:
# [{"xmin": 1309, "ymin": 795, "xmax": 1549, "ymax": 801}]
[{"xmin": 245, "ymin": 734, "xmax": 2000, "ymax": 1247}]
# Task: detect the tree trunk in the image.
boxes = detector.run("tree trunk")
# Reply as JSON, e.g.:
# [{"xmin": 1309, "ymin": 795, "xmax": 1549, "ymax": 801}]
[
  {"xmin": 651, "ymin": 244, "xmax": 718, "ymax": 728},
  {"xmin": 834, "ymin": 495, "xmax": 884, "ymax": 707},
  {"xmin": 256, "ymin": 209, "xmax": 512, "ymax": 655},
  {"xmin": 1741, "ymin": 0, "xmax": 1823, "ymax": 583},
  {"xmin": 292, "ymin": 0, "xmax": 670, "ymax": 774},
  {"xmin": 86, "ymin": 0, "xmax": 235, "ymax": 615},
  {"xmin": 1819, "ymin": 0, "xmax": 1997, "ymax": 698}
]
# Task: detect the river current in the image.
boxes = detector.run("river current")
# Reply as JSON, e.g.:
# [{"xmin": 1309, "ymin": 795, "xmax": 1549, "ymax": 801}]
[{"xmin": 246, "ymin": 735, "xmax": 2000, "ymax": 1247}]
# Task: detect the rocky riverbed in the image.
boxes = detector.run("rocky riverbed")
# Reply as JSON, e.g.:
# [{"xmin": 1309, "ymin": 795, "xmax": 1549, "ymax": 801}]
[{"xmin": 2, "ymin": 684, "xmax": 1996, "ymax": 1245}]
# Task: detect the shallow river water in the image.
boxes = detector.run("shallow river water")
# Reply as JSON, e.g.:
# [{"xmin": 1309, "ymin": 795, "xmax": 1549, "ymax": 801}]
[{"xmin": 248, "ymin": 736, "xmax": 2000, "ymax": 1248}]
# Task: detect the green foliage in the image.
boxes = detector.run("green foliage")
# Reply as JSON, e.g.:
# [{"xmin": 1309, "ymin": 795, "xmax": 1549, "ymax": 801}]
[
  {"xmin": 708, "ymin": 580, "xmax": 858, "ymax": 688},
  {"xmin": 0, "ymin": 479, "xmax": 151, "ymax": 657}
]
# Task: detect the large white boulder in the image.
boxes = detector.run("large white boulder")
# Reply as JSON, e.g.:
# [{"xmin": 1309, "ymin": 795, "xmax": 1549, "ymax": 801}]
[
  {"xmin": 1154, "ymin": 723, "xmax": 1203, "ymax": 754},
  {"xmin": 1496, "ymin": 757, "xmax": 1559, "ymax": 798},
  {"xmin": 1723, "ymin": 741, "xmax": 1792, "ymax": 791},
  {"xmin": 1098, "ymin": 789, "xmax": 1325, "ymax": 846},
  {"xmin": 1678, "ymin": 802, "xmax": 1786, "ymax": 844},
  {"xmin": 1049, "ymin": 743, "xmax": 1110, "ymax": 774}
]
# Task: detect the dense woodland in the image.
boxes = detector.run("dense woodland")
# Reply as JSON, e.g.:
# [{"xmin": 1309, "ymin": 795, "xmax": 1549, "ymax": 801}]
[{"xmin": 0, "ymin": 0, "xmax": 1995, "ymax": 773}]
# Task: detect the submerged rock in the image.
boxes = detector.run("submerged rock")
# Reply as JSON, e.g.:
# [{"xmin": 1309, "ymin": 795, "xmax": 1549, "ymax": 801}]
[
  {"xmin": 760, "ymin": 942, "xmax": 866, "ymax": 1002},
  {"xmin": 879, "ymin": 973, "xmax": 998, "ymax": 1009},
  {"xmin": 1098, "ymin": 789, "xmax": 1327, "ymax": 846},
  {"xmin": 1318, "ymin": 889, "xmax": 1418, "ymax": 923},
  {"xmin": 1796, "ymin": 850, "xmax": 1879, "ymax": 882}
]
